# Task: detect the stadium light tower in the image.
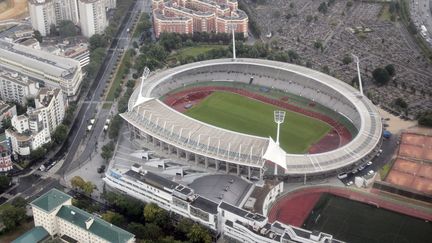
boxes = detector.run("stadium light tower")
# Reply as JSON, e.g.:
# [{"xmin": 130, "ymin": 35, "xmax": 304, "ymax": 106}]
[
  {"xmin": 231, "ymin": 23, "xmax": 236, "ymax": 60},
  {"xmin": 273, "ymin": 110, "xmax": 286, "ymax": 175},
  {"xmin": 351, "ymin": 54, "xmax": 363, "ymax": 97},
  {"xmin": 134, "ymin": 66, "xmax": 150, "ymax": 108}
]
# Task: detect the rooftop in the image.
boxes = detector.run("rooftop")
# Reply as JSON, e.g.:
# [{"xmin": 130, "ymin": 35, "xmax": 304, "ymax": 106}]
[
  {"xmin": 56, "ymin": 205, "xmax": 135, "ymax": 243},
  {"xmin": 190, "ymin": 196, "xmax": 218, "ymax": 214},
  {"xmin": 0, "ymin": 39, "xmax": 80, "ymax": 80},
  {"xmin": 124, "ymin": 170, "xmax": 179, "ymax": 192},
  {"xmin": 30, "ymin": 188, "xmax": 71, "ymax": 213},
  {"xmin": 12, "ymin": 226, "xmax": 49, "ymax": 243}
]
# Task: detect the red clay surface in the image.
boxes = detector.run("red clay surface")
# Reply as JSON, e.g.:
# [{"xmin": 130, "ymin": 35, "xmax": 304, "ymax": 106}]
[
  {"xmin": 164, "ymin": 86, "xmax": 353, "ymax": 154},
  {"xmin": 399, "ymin": 133, "xmax": 432, "ymax": 161},
  {"xmin": 268, "ymin": 187, "xmax": 432, "ymax": 227},
  {"xmin": 385, "ymin": 133, "xmax": 432, "ymax": 195}
]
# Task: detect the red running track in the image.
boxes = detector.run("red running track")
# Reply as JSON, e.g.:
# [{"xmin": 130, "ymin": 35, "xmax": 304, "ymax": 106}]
[
  {"xmin": 268, "ymin": 187, "xmax": 432, "ymax": 227},
  {"xmin": 163, "ymin": 86, "xmax": 352, "ymax": 153}
]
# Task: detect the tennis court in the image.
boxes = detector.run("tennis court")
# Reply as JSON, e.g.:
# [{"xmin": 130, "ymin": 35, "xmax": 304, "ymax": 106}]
[{"xmin": 303, "ymin": 193, "xmax": 431, "ymax": 243}]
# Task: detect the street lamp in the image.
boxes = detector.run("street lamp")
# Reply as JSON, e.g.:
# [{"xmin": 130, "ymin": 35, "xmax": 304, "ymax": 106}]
[
  {"xmin": 351, "ymin": 54, "xmax": 363, "ymax": 97},
  {"xmin": 273, "ymin": 110, "xmax": 285, "ymax": 175}
]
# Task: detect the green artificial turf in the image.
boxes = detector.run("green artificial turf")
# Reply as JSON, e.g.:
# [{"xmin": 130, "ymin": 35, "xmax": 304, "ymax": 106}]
[{"xmin": 184, "ymin": 91, "xmax": 331, "ymax": 153}]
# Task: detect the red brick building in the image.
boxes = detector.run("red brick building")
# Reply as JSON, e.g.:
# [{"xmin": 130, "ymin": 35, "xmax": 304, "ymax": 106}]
[{"xmin": 152, "ymin": 0, "xmax": 248, "ymax": 38}]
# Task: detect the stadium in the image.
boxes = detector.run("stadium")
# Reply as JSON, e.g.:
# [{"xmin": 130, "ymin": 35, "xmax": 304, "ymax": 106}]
[{"xmin": 122, "ymin": 58, "xmax": 382, "ymax": 179}]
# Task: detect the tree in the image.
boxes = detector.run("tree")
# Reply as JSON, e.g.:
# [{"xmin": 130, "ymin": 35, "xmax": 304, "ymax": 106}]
[
  {"xmin": 89, "ymin": 34, "xmax": 108, "ymax": 51},
  {"xmin": 142, "ymin": 223, "xmax": 162, "ymax": 241},
  {"xmin": 30, "ymin": 147, "xmax": 46, "ymax": 161},
  {"xmin": 318, "ymin": 2, "xmax": 328, "ymax": 14},
  {"xmin": 33, "ymin": 30, "xmax": 43, "ymax": 43},
  {"xmin": 71, "ymin": 176, "xmax": 86, "ymax": 190},
  {"xmin": 0, "ymin": 175, "xmax": 11, "ymax": 193},
  {"xmin": 342, "ymin": 55, "xmax": 352, "ymax": 65},
  {"xmin": 108, "ymin": 115, "xmax": 123, "ymax": 140},
  {"xmin": 101, "ymin": 211, "xmax": 126, "ymax": 227},
  {"xmin": 52, "ymin": 124, "xmax": 68, "ymax": 145},
  {"xmin": 101, "ymin": 142, "xmax": 115, "ymax": 162},
  {"xmin": 0, "ymin": 204, "xmax": 26, "ymax": 230},
  {"xmin": 385, "ymin": 64, "xmax": 396, "ymax": 76},
  {"xmin": 418, "ymin": 111, "xmax": 432, "ymax": 127},
  {"xmin": 58, "ymin": 20, "xmax": 77, "ymax": 37},
  {"xmin": 187, "ymin": 224, "xmax": 212, "ymax": 243},
  {"xmin": 11, "ymin": 197, "xmax": 27, "ymax": 208},
  {"xmin": 127, "ymin": 222, "xmax": 147, "ymax": 239},
  {"xmin": 314, "ymin": 40, "xmax": 323, "ymax": 51},
  {"xmin": 372, "ymin": 68, "xmax": 390, "ymax": 85},
  {"xmin": 394, "ymin": 98, "xmax": 408, "ymax": 111},
  {"xmin": 144, "ymin": 203, "xmax": 163, "ymax": 223},
  {"xmin": 49, "ymin": 24, "xmax": 58, "ymax": 36}
]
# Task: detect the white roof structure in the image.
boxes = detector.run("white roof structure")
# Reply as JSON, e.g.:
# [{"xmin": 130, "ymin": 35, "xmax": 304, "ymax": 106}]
[
  {"xmin": 124, "ymin": 58, "xmax": 382, "ymax": 175},
  {"xmin": 0, "ymin": 39, "xmax": 80, "ymax": 80}
]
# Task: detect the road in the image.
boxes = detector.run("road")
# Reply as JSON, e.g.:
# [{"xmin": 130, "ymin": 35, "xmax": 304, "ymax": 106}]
[
  {"xmin": 57, "ymin": 0, "xmax": 143, "ymax": 176},
  {"xmin": 411, "ymin": 0, "xmax": 432, "ymax": 43}
]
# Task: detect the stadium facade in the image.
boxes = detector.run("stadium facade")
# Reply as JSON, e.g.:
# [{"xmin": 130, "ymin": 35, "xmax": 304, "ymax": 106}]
[{"xmin": 122, "ymin": 58, "xmax": 382, "ymax": 179}]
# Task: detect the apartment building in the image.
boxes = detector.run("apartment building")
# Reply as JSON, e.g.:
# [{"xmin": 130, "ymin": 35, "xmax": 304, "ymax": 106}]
[
  {"xmin": 0, "ymin": 145, "xmax": 13, "ymax": 172},
  {"xmin": 104, "ymin": 164, "xmax": 344, "ymax": 243},
  {"xmin": 0, "ymin": 100, "xmax": 17, "ymax": 126},
  {"xmin": 0, "ymin": 39, "xmax": 83, "ymax": 98},
  {"xmin": 78, "ymin": 0, "xmax": 109, "ymax": 37},
  {"xmin": 28, "ymin": 0, "xmax": 114, "ymax": 37},
  {"xmin": 12, "ymin": 189, "xmax": 135, "ymax": 243},
  {"xmin": 6, "ymin": 112, "xmax": 50, "ymax": 156},
  {"xmin": 5, "ymin": 88, "xmax": 65, "ymax": 156},
  {"xmin": 152, "ymin": 0, "xmax": 248, "ymax": 38},
  {"xmin": 0, "ymin": 71, "xmax": 39, "ymax": 105},
  {"xmin": 28, "ymin": 0, "xmax": 57, "ymax": 36}
]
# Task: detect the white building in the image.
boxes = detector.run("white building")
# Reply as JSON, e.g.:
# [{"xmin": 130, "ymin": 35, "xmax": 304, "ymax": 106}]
[
  {"xmin": 33, "ymin": 88, "xmax": 66, "ymax": 135},
  {"xmin": 6, "ymin": 112, "xmax": 50, "ymax": 156},
  {"xmin": 104, "ymin": 165, "xmax": 344, "ymax": 243},
  {"xmin": 54, "ymin": 0, "xmax": 80, "ymax": 24},
  {"xmin": 0, "ymin": 71, "xmax": 39, "ymax": 105},
  {"xmin": 0, "ymin": 145, "xmax": 13, "ymax": 172},
  {"xmin": 29, "ymin": 0, "xmax": 114, "ymax": 37},
  {"xmin": 0, "ymin": 39, "xmax": 83, "ymax": 98},
  {"xmin": 6, "ymin": 88, "xmax": 65, "ymax": 156},
  {"xmin": 28, "ymin": 0, "xmax": 56, "ymax": 36},
  {"xmin": 78, "ymin": 0, "xmax": 109, "ymax": 37},
  {"xmin": 14, "ymin": 189, "xmax": 136, "ymax": 243}
]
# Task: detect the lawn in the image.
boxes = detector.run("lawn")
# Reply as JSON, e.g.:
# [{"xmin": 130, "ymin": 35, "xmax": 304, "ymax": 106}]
[
  {"xmin": 171, "ymin": 45, "xmax": 227, "ymax": 59},
  {"xmin": 303, "ymin": 193, "xmax": 431, "ymax": 243},
  {"xmin": 184, "ymin": 91, "xmax": 331, "ymax": 153}
]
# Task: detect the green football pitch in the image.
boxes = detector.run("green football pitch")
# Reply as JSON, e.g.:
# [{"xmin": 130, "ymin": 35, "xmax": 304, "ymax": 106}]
[
  {"xmin": 184, "ymin": 91, "xmax": 331, "ymax": 153},
  {"xmin": 303, "ymin": 193, "xmax": 431, "ymax": 243}
]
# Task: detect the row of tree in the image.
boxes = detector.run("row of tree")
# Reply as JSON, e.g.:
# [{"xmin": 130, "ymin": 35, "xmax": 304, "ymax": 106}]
[{"xmin": 101, "ymin": 192, "xmax": 212, "ymax": 242}]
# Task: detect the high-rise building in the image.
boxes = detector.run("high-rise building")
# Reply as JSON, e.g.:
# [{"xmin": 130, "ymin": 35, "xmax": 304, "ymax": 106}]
[
  {"xmin": 78, "ymin": 0, "xmax": 109, "ymax": 37},
  {"xmin": 53, "ymin": 0, "xmax": 80, "ymax": 24},
  {"xmin": 28, "ymin": 0, "xmax": 56, "ymax": 36},
  {"xmin": 28, "ymin": 0, "xmax": 114, "ymax": 37}
]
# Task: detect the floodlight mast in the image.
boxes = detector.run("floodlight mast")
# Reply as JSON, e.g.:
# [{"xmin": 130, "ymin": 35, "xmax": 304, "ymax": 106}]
[
  {"xmin": 351, "ymin": 54, "xmax": 363, "ymax": 97},
  {"xmin": 231, "ymin": 20, "xmax": 236, "ymax": 60},
  {"xmin": 138, "ymin": 66, "xmax": 150, "ymax": 97},
  {"xmin": 273, "ymin": 110, "xmax": 286, "ymax": 175}
]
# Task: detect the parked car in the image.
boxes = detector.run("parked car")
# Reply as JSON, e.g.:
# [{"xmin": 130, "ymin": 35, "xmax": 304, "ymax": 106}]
[{"xmin": 337, "ymin": 173, "xmax": 348, "ymax": 179}]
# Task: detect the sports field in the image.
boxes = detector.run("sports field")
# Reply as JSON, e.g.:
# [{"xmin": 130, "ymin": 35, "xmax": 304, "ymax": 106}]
[
  {"xmin": 185, "ymin": 91, "xmax": 331, "ymax": 153},
  {"xmin": 303, "ymin": 193, "xmax": 431, "ymax": 243}
]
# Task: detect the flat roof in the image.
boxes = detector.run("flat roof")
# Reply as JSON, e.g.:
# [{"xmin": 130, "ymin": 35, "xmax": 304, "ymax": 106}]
[
  {"xmin": 0, "ymin": 39, "xmax": 80, "ymax": 80},
  {"xmin": 190, "ymin": 196, "xmax": 218, "ymax": 214},
  {"xmin": 124, "ymin": 170, "xmax": 179, "ymax": 192},
  {"xmin": 30, "ymin": 188, "xmax": 71, "ymax": 213}
]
